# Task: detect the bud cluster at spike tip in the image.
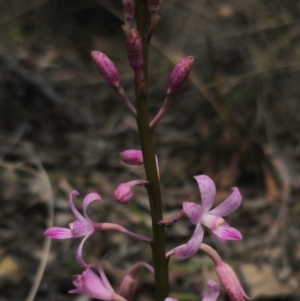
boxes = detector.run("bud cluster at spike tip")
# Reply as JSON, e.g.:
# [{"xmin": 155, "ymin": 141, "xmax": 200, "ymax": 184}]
[
  {"xmin": 126, "ymin": 29, "xmax": 143, "ymax": 70},
  {"xmin": 91, "ymin": 51, "xmax": 121, "ymax": 89},
  {"xmin": 167, "ymin": 56, "xmax": 194, "ymax": 96}
]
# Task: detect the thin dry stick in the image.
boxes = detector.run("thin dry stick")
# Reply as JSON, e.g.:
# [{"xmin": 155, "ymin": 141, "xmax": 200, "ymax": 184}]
[{"xmin": 26, "ymin": 158, "xmax": 54, "ymax": 301}]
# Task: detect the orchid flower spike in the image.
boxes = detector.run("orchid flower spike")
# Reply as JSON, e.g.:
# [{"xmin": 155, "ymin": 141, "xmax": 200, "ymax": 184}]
[
  {"xmin": 215, "ymin": 261, "xmax": 251, "ymax": 301},
  {"xmin": 201, "ymin": 280, "xmax": 220, "ymax": 301},
  {"xmin": 45, "ymin": 191, "xmax": 102, "ymax": 268},
  {"xmin": 70, "ymin": 259, "xmax": 126, "ymax": 301},
  {"xmin": 174, "ymin": 175, "xmax": 242, "ymax": 258},
  {"xmin": 114, "ymin": 180, "xmax": 149, "ymax": 204}
]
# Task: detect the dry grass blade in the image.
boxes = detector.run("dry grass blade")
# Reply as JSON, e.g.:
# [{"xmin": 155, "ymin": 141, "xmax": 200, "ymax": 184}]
[{"xmin": 25, "ymin": 157, "xmax": 54, "ymax": 301}]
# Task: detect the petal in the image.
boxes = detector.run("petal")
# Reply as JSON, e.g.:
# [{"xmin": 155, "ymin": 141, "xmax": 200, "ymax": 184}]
[
  {"xmin": 183, "ymin": 202, "xmax": 204, "ymax": 225},
  {"xmin": 174, "ymin": 224, "xmax": 204, "ymax": 258},
  {"xmin": 209, "ymin": 187, "xmax": 242, "ymax": 217},
  {"xmin": 44, "ymin": 227, "xmax": 74, "ymax": 239},
  {"xmin": 69, "ymin": 191, "xmax": 85, "ymax": 221},
  {"xmin": 165, "ymin": 298, "xmax": 178, "ymax": 301},
  {"xmin": 212, "ymin": 223, "xmax": 242, "ymax": 244},
  {"xmin": 83, "ymin": 192, "xmax": 102, "ymax": 222},
  {"xmin": 99, "ymin": 259, "xmax": 114, "ymax": 292},
  {"xmin": 76, "ymin": 231, "xmax": 95, "ymax": 268},
  {"xmin": 201, "ymin": 280, "xmax": 220, "ymax": 301},
  {"xmin": 194, "ymin": 175, "xmax": 216, "ymax": 212}
]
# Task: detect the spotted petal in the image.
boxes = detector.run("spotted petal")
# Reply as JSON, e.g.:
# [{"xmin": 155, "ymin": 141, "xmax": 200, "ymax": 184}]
[
  {"xmin": 183, "ymin": 202, "xmax": 204, "ymax": 225},
  {"xmin": 209, "ymin": 187, "xmax": 242, "ymax": 217},
  {"xmin": 194, "ymin": 175, "xmax": 216, "ymax": 213},
  {"xmin": 174, "ymin": 224, "xmax": 204, "ymax": 258}
]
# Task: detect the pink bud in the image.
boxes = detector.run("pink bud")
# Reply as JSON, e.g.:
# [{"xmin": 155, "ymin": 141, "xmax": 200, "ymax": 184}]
[
  {"xmin": 114, "ymin": 183, "xmax": 133, "ymax": 204},
  {"xmin": 167, "ymin": 56, "xmax": 194, "ymax": 96},
  {"xmin": 148, "ymin": 0, "xmax": 162, "ymax": 15},
  {"xmin": 215, "ymin": 262, "xmax": 251, "ymax": 301},
  {"xmin": 122, "ymin": 0, "xmax": 135, "ymax": 28},
  {"xmin": 91, "ymin": 51, "xmax": 121, "ymax": 90},
  {"xmin": 120, "ymin": 150, "xmax": 143, "ymax": 165},
  {"xmin": 126, "ymin": 29, "xmax": 143, "ymax": 70},
  {"xmin": 114, "ymin": 180, "xmax": 149, "ymax": 204}
]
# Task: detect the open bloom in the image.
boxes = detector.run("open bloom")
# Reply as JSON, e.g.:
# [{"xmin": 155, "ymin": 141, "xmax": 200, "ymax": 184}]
[
  {"xmin": 70, "ymin": 259, "xmax": 126, "ymax": 301},
  {"xmin": 175, "ymin": 175, "xmax": 242, "ymax": 258},
  {"xmin": 45, "ymin": 191, "xmax": 102, "ymax": 268}
]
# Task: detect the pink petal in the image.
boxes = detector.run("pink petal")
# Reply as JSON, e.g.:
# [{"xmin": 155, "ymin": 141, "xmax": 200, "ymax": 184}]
[
  {"xmin": 174, "ymin": 224, "xmax": 204, "ymax": 258},
  {"xmin": 76, "ymin": 231, "xmax": 95, "ymax": 268},
  {"xmin": 194, "ymin": 175, "xmax": 216, "ymax": 212},
  {"xmin": 69, "ymin": 191, "xmax": 85, "ymax": 222},
  {"xmin": 83, "ymin": 192, "xmax": 102, "ymax": 222},
  {"xmin": 201, "ymin": 280, "xmax": 220, "ymax": 301},
  {"xmin": 44, "ymin": 227, "xmax": 74, "ymax": 239},
  {"xmin": 165, "ymin": 298, "xmax": 178, "ymax": 301},
  {"xmin": 209, "ymin": 187, "xmax": 242, "ymax": 217},
  {"xmin": 99, "ymin": 259, "xmax": 114, "ymax": 292},
  {"xmin": 183, "ymin": 202, "xmax": 204, "ymax": 225},
  {"xmin": 212, "ymin": 223, "xmax": 242, "ymax": 244}
]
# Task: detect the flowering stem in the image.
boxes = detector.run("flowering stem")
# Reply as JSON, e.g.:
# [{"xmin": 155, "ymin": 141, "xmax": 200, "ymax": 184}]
[
  {"xmin": 135, "ymin": 1, "xmax": 169, "ymax": 301},
  {"xmin": 94, "ymin": 223, "xmax": 152, "ymax": 243}
]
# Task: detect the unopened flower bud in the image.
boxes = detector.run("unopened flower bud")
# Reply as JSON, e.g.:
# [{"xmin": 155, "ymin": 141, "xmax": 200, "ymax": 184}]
[
  {"xmin": 120, "ymin": 150, "xmax": 143, "ymax": 165},
  {"xmin": 91, "ymin": 51, "xmax": 121, "ymax": 90},
  {"xmin": 148, "ymin": 0, "xmax": 162, "ymax": 16},
  {"xmin": 167, "ymin": 56, "xmax": 194, "ymax": 96},
  {"xmin": 114, "ymin": 180, "xmax": 149, "ymax": 204},
  {"xmin": 215, "ymin": 262, "xmax": 250, "ymax": 301},
  {"xmin": 122, "ymin": 0, "xmax": 135, "ymax": 29},
  {"xmin": 126, "ymin": 29, "xmax": 143, "ymax": 70},
  {"xmin": 114, "ymin": 183, "xmax": 133, "ymax": 204}
]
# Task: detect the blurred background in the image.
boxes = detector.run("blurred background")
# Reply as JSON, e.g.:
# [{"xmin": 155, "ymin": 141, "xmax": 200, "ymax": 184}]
[{"xmin": 1, "ymin": 0, "xmax": 300, "ymax": 300}]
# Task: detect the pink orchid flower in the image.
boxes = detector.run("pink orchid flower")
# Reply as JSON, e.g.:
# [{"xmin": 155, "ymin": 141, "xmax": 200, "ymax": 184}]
[
  {"xmin": 70, "ymin": 259, "xmax": 126, "ymax": 301},
  {"xmin": 175, "ymin": 175, "xmax": 242, "ymax": 258},
  {"xmin": 45, "ymin": 191, "xmax": 101, "ymax": 268}
]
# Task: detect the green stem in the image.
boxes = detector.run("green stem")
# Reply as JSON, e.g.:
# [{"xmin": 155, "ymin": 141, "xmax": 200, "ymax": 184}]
[{"xmin": 135, "ymin": 1, "xmax": 169, "ymax": 301}]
